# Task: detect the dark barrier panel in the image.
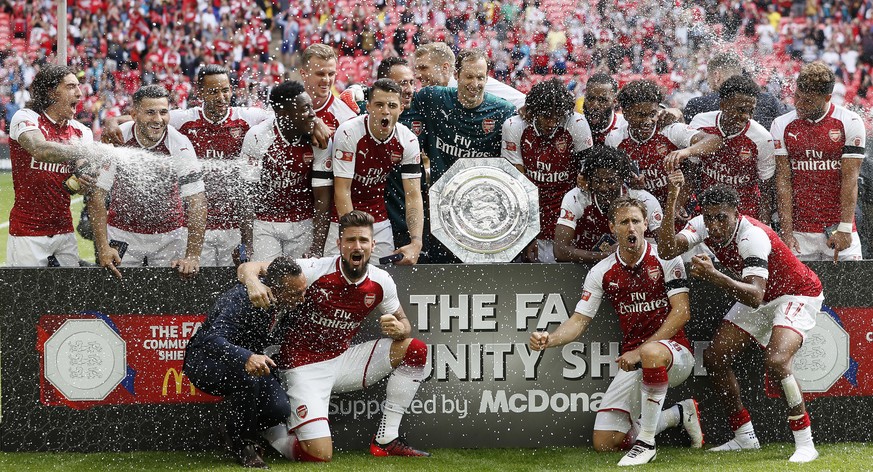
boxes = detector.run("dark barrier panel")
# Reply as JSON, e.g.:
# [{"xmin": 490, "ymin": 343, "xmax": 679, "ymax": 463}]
[{"xmin": 1, "ymin": 262, "xmax": 871, "ymax": 452}]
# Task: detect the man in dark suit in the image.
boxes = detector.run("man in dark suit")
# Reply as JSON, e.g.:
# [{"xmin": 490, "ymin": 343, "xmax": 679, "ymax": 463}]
[
  {"xmin": 184, "ymin": 257, "xmax": 306, "ymax": 468},
  {"xmin": 684, "ymin": 52, "xmax": 789, "ymax": 130}
]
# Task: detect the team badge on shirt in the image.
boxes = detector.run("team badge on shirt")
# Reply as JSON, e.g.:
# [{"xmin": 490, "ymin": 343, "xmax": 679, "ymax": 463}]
[
  {"xmin": 230, "ymin": 128, "xmax": 243, "ymax": 139},
  {"xmin": 364, "ymin": 293, "xmax": 376, "ymax": 308},
  {"xmin": 411, "ymin": 121, "xmax": 423, "ymax": 135},
  {"xmin": 555, "ymin": 137, "xmax": 568, "ymax": 153},
  {"xmin": 482, "ymin": 119, "xmax": 495, "ymax": 133},
  {"xmin": 647, "ymin": 266, "xmax": 660, "ymax": 281},
  {"xmin": 829, "ymin": 129, "xmax": 842, "ymax": 143},
  {"xmin": 296, "ymin": 405, "xmax": 308, "ymax": 419},
  {"xmin": 390, "ymin": 151, "xmax": 402, "ymax": 164},
  {"xmin": 505, "ymin": 141, "xmax": 517, "ymax": 151},
  {"xmin": 657, "ymin": 143, "xmax": 669, "ymax": 155},
  {"xmin": 303, "ymin": 151, "xmax": 314, "ymax": 164},
  {"xmin": 739, "ymin": 147, "xmax": 752, "ymax": 160},
  {"xmin": 773, "ymin": 139, "xmax": 782, "ymax": 149}
]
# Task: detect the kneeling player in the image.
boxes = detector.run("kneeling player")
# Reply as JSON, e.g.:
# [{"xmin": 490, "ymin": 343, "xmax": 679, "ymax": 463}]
[
  {"xmin": 530, "ymin": 197, "xmax": 703, "ymax": 466},
  {"xmin": 238, "ymin": 210, "xmax": 430, "ymax": 461},
  {"xmin": 659, "ymin": 173, "xmax": 823, "ymax": 463}
]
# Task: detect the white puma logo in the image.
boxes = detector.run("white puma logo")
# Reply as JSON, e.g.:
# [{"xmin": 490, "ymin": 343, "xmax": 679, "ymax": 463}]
[{"xmin": 787, "ymin": 131, "xmax": 800, "ymax": 140}]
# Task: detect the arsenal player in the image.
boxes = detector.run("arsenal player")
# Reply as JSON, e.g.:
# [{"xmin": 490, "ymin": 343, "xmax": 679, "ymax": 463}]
[
  {"xmin": 90, "ymin": 85, "xmax": 207, "ymax": 278},
  {"xmin": 329, "ymin": 79, "xmax": 424, "ymax": 263},
  {"xmin": 669, "ymin": 74, "xmax": 776, "ymax": 223},
  {"xmin": 606, "ymin": 79, "xmax": 721, "ymax": 213},
  {"xmin": 502, "ymin": 78, "xmax": 593, "ymax": 262},
  {"xmin": 771, "ymin": 61, "xmax": 865, "ymax": 261},
  {"xmin": 300, "ymin": 44, "xmax": 357, "ymax": 134},
  {"xmin": 7, "ymin": 64, "xmax": 94, "ymax": 267},
  {"xmin": 659, "ymin": 173, "xmax": 823, "ymax": 463},
  {"xmin": 554, "ymin": 146, "xmax": 662, "ymax": 263},
  {"xmin": 239, "ymin": 81, "xmax": 333, "ymax": 262},
  {"xmin": 530, "ymin": 196, "xmax": 703, "ymax": 466},
  {"xmin": 584, "ymin": 73, "xmax": 627, "ymax": 146},
  {"xmin": 238, "ymin": 210, "xmax": 431, "ymax": 461}
]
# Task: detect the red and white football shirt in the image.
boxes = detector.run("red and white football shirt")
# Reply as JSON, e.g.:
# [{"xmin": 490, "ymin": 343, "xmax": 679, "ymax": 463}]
[
  {"xmin": 591, "ymin": 109, "xmax": 628, "ymax": 146},
  {"xmin": 502, "ymin": 112, "xmax": 593, "ymax": 240},
  {"xmin": 97, "ymin": 122, "xmax": 205, "ymax": 234},
  {"xmin": 170, "ymin": 106, "xmax": 270, "ymax": 229},
  {"xmin": 690, "ymin": 111, "xmax": 776, "ymax": 217},
  {"xmin": 574, "ymin": 242, "xmax": 690, "ymax": 354},
  {"xmin": 557, "ymin": 186, "xmax": 662, "ymax": 251},
  {"xmin": 314, "ymin": 94, "xmax": 357, "ymax": 134},
  {"xmin": 239, "ymin": 117, "xmax": 332, "ymax": 222},
  {"xmin": 679, "ymin": 215, "xmax": 822, "ymax": 302},
  {"xmin": 770, "ymin": 103, "xmax": 866, "ymax": 233},
  {"xmin": 8, "ymin": 109, "xmax": 93, "ymax": 236},
  {"xmin": 277, "ymin": 256, "xmax": 401, "ymax": 368},
  {"xmin": 332, "ymin": 115, "xmax": 421, "ymax": 222},
  {"xmin": 605, "ymin": 122, "xmax": 698, "ymax": 205}
]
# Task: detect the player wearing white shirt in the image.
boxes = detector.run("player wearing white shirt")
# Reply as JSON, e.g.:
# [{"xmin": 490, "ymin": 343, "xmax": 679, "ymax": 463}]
[
  {"xmin": 329, "ymin": 79, "xmax": 424, "ymax": 263},
  {"xmin": 90, "ymin": 85, "xmax": 206, "ymax": 279}
]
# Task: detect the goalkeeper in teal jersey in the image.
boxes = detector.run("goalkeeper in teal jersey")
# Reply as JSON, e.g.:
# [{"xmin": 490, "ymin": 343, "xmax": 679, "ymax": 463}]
[{"xmin": 409, "ymin": 49, "xmax": 516, "ymax": 262}]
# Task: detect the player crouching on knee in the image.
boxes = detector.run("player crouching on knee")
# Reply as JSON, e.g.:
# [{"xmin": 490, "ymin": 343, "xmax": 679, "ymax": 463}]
[
  {"xmin": 529, "ymin": 196, "xmax": 703, "ymax": 466},
  {"xmin": 238, "ymin": 210, "xmax": 431, "ymax": 461}
]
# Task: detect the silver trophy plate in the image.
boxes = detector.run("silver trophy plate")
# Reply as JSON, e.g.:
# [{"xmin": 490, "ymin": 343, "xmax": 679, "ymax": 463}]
[{"xmin": 430, "ymin": 158, "xmax": 540, "ymax": 263}]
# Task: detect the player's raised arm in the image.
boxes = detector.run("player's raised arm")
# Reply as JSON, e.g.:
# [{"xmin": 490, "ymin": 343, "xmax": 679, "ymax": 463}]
[
  {"xmin": 657, "ymin": 170, "xmax": 691, "ymax": 260},
  {"xmin": 237, "ymin": 261, "xmax": 274, "ymax": 308}
]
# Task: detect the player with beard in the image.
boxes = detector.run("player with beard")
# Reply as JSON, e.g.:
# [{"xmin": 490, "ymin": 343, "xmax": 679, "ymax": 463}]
[
  {"xmin": 658, "ymin": 173, "xmax": 823, "ymax": 463},
  {"xmin": 502, "ymin": 78, "xmax": 593, "ymax": 262},
  {"xmin": 554, "ymin": 146, "xmax": 662, "ymax": 263},
  {"xmin": 7, "ymin": 64, "xmax": 95, "ymax": 266},
  {"xmin": 771, "ymin": 61, "xmax": 865, "ymax": 261},
  {"xmin": 239, "ymin": 81, "xmax": 333, "ymax": 262},
  {"xmin": 584, "ymin": 73, "xmax": 627, "ymax": 146},
  {"xmin": 327, "ymin": 79, "xmax": 424, "ymax": 263},
  {"xmin": 237, "ymin": 210, "xmax": 431, "ymax": 461},
  {"xmin": 530, "ymin": 196, "xmax": 703, "ymax": 466},
  {"xmin": 90, "ymin": 85, "xmax": 206, "ymax": 278}
]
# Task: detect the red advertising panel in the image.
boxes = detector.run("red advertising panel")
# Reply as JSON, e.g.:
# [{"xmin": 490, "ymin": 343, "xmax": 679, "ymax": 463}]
[{"xmin": 37, "ymin": 313, "xmax": 221, "ymax": 409}]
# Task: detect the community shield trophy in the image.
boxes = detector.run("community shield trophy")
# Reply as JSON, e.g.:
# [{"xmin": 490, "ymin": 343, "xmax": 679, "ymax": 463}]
[{"xmin": 429, "ymin": 158, "xmax": 540, "ymax": 263}]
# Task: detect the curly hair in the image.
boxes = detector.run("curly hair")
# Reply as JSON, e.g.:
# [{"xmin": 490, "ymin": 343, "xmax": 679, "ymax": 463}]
[
  {"xmin": 29, "ymin": 64, "xmax": 76, "ymax": 114},
  {"xmin": 616, "ymin": 80, "xmax": 663, "ymax": 110},
  {"xmin": 698, "ymin": 184, "xmax": 740, "ymax": 208},
  {"xmin": 796, "ymin": 61, "xmax": 835, "ymax": 95},
  {"xmin": 526, "ymin": 78, "xmax": 575, "ymax": 119},
  {"xmin": 718, "ymin": 74, "xmax": 759, "ymax": 100},
  {"xmin": 269, "ymin": 80, "xmax": 306, "ymax": 111}
]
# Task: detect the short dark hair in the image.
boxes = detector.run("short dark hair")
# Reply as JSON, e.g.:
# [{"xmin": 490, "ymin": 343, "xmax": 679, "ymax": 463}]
[
  {"xmin": 269, "ymin": 80, "xmax": 306, "ymax": 111},
  {"xmin": 617, "ymin": 80, "xmax": 663, "ymax": 110},
  {"xmin": 339, "ymin": 210, "xmax": 375, "ymax": 236},
  {"xmin": 719, "ymin": 74, "xmax": 759, "ymax": 100},
  {"xmin": 698, "ymin": 185, "xmax": 741, "ymax": 208},
  {"xmin": 377, "ymin": 57, "xmax": 409, "ymax": 79},
  {"xmin": 586, "ymin": 72, "xmax": 618, "ymax": 93},
  {"xmin": 796, "ymin": 61, "xmax": 835, "ymax": 95},
  {"xmin": 370, "ymin": 78, "xmax": 402, "ymax": 97},
  {"xmin": 608, "ymin": 196, "xmax": 648, "ymax": 223},
  {"xmin": 263, "ymin": 256, "xmax": 303, "ymax": 289},
  {"xmin": 197, "ymin": 64, "xmax": 230, "ymax": 87},
  {"xmin": 133, "ymin": 84, "xmax": 170, "ymax": 106},
  {"xmin": 526, "ymin": 78, "xmax": 574, "ymax": 119},
  {"xmin": 582, "ymin": 145, "xmax": 633, "ymax": 181},
  {"xmin": 455, "ymin": 48, "xmax": 491, "ymax": 74},
  {"xmin": 29, "ymin": 64, "xmax": 76, "ymax": 114},
  {"xmin": 708, "ymin": 52, "xmax": 742, "ymax": 74}
]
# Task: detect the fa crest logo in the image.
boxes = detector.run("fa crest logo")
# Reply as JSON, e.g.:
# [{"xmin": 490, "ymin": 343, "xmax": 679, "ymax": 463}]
[
  {"xmin": 364, "ymin": 293, "xmax": 376, "ymax": 308},
  {"xmin": 482, "ymin": 119, "xmax": 495, "ymax": 133},
  {"xmin": 647, "ymin": 266, "xmax": 660, "ymax": 281},
  {"xmin": 829, "ymin": 129, "xmax": 842, "ymax": 143},
  {"xmin": 411, "ymin": 121, "xmax": 423, "ymax": 135}
]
